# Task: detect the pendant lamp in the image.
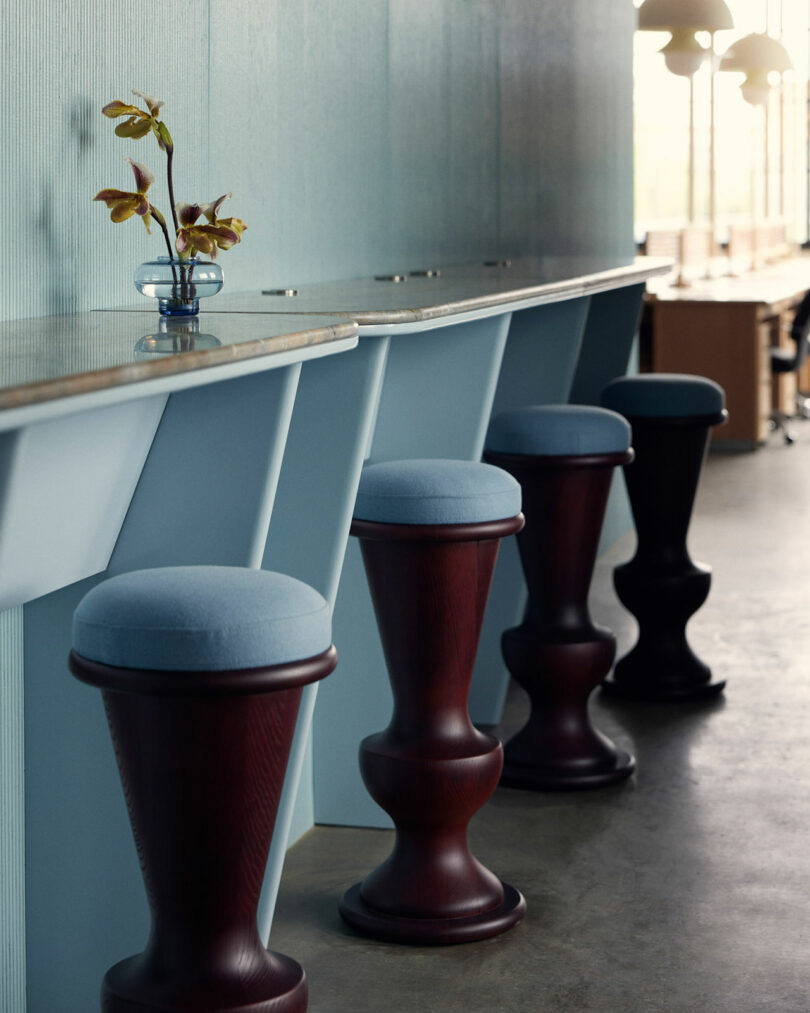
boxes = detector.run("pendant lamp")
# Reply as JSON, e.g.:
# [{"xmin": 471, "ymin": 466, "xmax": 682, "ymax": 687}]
[
  {"xmin": 638, "ymin": 0, "xmax": 734, "ymax": 76},
  {"xmin": 719, "ymin": 32, "xmax": 793, "ymax": 105}
]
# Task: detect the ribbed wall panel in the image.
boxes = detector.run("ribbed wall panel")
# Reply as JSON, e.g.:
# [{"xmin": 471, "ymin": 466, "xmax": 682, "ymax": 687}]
[
  {"xmin": 0, "ymin": 606, "xmax": 25, "ymax": 1012},
  {"xmin": 2, "ymin": 1, "xmax": 633, "ymax": 323},
  {"xmin": 0, "ymin": 1, "xmax": 208, "ymax": 322}
]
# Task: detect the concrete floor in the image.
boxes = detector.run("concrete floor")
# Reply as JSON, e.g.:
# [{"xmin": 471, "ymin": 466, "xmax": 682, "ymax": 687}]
[{"xmin": 271, "ymin": 425, "xmax": 810, "ymax": 1013}]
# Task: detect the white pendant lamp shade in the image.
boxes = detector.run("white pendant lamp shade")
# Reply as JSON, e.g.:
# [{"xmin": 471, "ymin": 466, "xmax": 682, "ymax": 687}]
[
  {"xmin": 637, "ymin": 0, "xmax": 734, "ymax": 32},
  {"xmin": 719, "ymin": 33, "xmax": 793, "ymax": 106},
  {"xmin": 661, "ymin": 29, "xmax": 708, "ymax": 77},
  {"xmin": 638, "ymin": 0, "xmax": 733, "ymax": 78}
]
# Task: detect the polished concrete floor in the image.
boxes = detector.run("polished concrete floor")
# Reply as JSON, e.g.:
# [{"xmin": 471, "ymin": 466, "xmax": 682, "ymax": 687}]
[{"xmin": 272, "ymin": 424, "xmax": 810, "ymax": 1013}]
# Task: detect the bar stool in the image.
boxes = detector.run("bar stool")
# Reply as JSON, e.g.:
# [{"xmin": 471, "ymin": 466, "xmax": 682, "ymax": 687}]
[
  {"xmin": 69, "ymin": 565, "xmax": 337, "ymax": 1013},
  {"xmin": 600, "ymin": 373, "xmax": 728, "ymax": 702},
  {"xmin": 338, "ymin": 459, "xmax": 526, "ymax": 945},
  {"xmin": 484, "ymin": 404, "xmax": 636, "ymax": 790}
]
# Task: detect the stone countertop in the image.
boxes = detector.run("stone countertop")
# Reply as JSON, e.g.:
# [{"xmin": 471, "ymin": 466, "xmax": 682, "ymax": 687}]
[
  {"xmin": 0, "ymin": 311, "xmax": 358, "ymax": 413},
  {"xmin": 119, "ymin": 256, "xmax": 673, "ymax": 326}
]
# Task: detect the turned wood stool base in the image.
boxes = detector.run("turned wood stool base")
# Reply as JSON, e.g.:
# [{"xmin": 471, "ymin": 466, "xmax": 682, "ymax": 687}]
[
  {"xmin": 339, "ymin": 882, "xmax": 526, "ymax": 946},
  {"xmin": 70, "ymin": 566, "xmax": 337, "ymax": 1013},
  {"xmin": 485, "ymin": 406, "xmax": 637, "ymax": 792},
  {"xmin": 102, "ymin": 951, "xmax": 307, "ymax": 1013},
  {"xmin": 601, "ymin": 375, "xmax": 729, "ymax": 706},
  {"xmin": 601, "ymin": 672, "xmax": 726, "ymax": 704},
  {"xmin": 343, "ymin": 459, "xmax": 527, "ymax": 946},
  {"xmin": 501, "ymin": 749, "xmax": 634, "ymax": 791}
]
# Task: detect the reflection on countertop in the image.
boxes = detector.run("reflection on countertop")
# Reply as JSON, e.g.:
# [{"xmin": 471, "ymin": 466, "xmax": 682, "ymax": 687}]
[{"xmin": 0, "ymin": 311, "xmax": 358, "ymax": 411}]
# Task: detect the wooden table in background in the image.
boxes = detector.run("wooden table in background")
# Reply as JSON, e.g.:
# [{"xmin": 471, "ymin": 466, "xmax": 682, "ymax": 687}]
[{"xmin": 647, "ymin": 257, "xmax": 810, "ymax": 450}]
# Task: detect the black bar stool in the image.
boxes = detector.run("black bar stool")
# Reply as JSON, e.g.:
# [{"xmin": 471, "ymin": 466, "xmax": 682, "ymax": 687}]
[{"xmin": 600, "ymin": 373, "xmax": 728, "ymax": 702}]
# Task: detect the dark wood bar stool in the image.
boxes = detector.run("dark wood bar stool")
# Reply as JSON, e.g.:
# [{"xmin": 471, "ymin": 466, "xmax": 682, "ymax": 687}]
[
  {"xmin": 484, "ymin": 404, "xmax": 636, "ymax": 790},
  {"xmin": 600, "ymin": 373, "xmax": 728, "ymax": 702},
  {"xmin": 69, "ymin": 565, "xmax": 337, "ymax": 1013},
  {"xmin": 338, "ymin": 459, "xmax": 526, "ymax": 945}
]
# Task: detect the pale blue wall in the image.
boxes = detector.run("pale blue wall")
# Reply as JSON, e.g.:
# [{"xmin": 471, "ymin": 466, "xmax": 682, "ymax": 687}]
[{"xmin": 1, "ymin": 0, "xmax": 635, "ymax": 322}]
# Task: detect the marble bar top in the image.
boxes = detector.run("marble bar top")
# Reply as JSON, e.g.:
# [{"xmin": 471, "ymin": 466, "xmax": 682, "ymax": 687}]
[
  {"xmin": 118, "ymin": 256, "xmax": 673, "ymax": 330},
  {"xmin": 0, "ymin": 311, "xmax": 358, "ymax": 422}
]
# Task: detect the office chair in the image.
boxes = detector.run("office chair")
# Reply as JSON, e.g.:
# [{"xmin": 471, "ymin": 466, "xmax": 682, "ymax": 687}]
[{"xmin": 770, "ymin": 289, "xmax": 810, "ymax": 445}]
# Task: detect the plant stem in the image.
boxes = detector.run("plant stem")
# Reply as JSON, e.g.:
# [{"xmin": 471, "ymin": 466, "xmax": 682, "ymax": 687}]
[
  {"xmin": 152, "ymin": 207, "xmax": 175, "ymax": 261},
  {"xmin": 166, "ymin": 146, "xmax": 179, "ymax": 237}
]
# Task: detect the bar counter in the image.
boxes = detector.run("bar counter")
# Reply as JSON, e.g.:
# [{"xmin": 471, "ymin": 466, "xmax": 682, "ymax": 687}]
[{"xmin": 1, "ymin": 255, "xmax": 670, "ymax": 1011}]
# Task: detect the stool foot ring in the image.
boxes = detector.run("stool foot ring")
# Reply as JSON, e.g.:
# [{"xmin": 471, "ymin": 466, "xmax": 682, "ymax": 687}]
[
  {"xmin": 339, "ymin": 882, "xmax": 526, "ymax": 946},
  {"xmin": 602, "ymin": 673, "xmax": 726, "ymax": 704},
  {"xmin": 500, "ymin": 748, "xmax": 635, "ymax": 791},
  {"xmin": 102, "ymin": 952, "xmax": 307, "ymax": 1012}
]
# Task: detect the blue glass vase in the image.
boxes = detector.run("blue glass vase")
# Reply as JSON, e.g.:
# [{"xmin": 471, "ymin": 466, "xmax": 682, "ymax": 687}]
[{"xmin": 133, "ymin": 257, "xmax": 223, "ymax": 316}]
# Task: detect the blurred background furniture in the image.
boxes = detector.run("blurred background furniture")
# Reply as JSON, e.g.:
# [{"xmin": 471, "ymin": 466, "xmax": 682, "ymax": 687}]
[
  {"xmin": 769, "ymin": 287, "xmax": 810, "ymax": 442},
  {"xmin": 646, "ymin": 256, "xmax": 810, "ymax": 449}
]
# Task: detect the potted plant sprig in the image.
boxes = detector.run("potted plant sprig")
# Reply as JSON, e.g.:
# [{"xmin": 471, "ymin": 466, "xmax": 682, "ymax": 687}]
[{"xmin": 95, "ymin": 90, "xmax": 247, "ymax": 315}]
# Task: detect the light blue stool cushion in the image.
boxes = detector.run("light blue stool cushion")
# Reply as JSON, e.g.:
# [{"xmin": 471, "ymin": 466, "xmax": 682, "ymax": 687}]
[
  {"xmin": 485, "ymin": 405, "xmax": 631, "ymax": 456},
  {"xmin": 354, "ymin": 458, "xmax": 521, "ymax": 525},
  {"xmin": 601, "ymin": 374, "xmax": 725, "ymax": 418},
  {"xmin": 72, "ymin": 566, "xmax": 332, "ymax": 672}
]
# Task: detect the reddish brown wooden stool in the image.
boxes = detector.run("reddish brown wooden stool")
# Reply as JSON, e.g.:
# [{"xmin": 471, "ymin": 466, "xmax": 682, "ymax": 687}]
[
  {"xmin": 485, "ymin": 404, "xmax": 636, "ymax": 790},
  {"xmin": 338, "ymin": 459, "xmax": 526, "ymax": 945},
  {"xmin": 69, "ymin": 566, "xmax": 336, "ymax": 1012},
  {"xmin": 601, "ymin": 374, "xmax": 728, "ymax": 702}
]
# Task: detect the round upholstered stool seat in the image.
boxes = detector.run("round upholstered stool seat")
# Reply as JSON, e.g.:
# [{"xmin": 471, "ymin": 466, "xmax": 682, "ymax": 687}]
[
  {"xmin": 486, "ymin": 404, "xmax": 631, "ymax": 457},
  {"xmin": 353, "ymin": 457, "xmax": 521, "ymax": 526},
  {"xmin": 73, "ymin": 565, "xmax": 332, "ymax": 673},
  {"xmin": 70, "ymin": 565, "xmax": 336, "ymax": 1013},
  {"xmin": 484, "ymin": 405, "xmax": 635, "ymax": 790},
  {"xmin": 340, "ymin": 457, "xmax": 525, "ymax": 945},
  {"xmin": 601, "ymin": 373, "xmax": 726, "ymax": 421},
  {"xmin": 599, "ymin": 373, "xmax": 727, "ymax": 703}
]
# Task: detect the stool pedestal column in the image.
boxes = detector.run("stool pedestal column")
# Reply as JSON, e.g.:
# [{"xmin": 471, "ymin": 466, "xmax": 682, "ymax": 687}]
[
  {"xmin": 70, "ymin": 648, "xmax": 336, "ymax": 1013},
  {"xmin": 339, "ymin": 517, "xmax": 526, "ymax": 945},
  {"xmin": 602, "ymin": 413, "xmax": 727, "ymax": 702},
  {"xmin": 486, "ymin": 450, "xmax": 635, "ymax": 790}
]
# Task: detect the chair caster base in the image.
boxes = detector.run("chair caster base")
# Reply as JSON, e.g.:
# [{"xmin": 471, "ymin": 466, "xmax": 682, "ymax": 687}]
[
  {"xmin": 102, "ymin": 952, "xmax": 307, "ymax": 1013},
  {"xmin": 500, "ymin": 749, "xmax": 635, "ymax": 791},
  {"xmin": 601, "ymin": 674, "xmax": 726, "ymax": 703},
  {"xmin": 338, "ymin": 882, "xmax": 526, "ymax": 946}
]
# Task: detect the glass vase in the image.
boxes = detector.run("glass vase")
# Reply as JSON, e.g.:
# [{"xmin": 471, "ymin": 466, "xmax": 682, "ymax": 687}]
[{"xmin": 133, "ymin": 257, "xmax": 224, "ymax": 316}]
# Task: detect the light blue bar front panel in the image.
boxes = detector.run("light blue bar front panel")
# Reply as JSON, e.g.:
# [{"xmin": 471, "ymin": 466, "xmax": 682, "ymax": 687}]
[
  {"xmin": 569, "ymin": 284, "xmax": 645, "ymax": 406},
  {"xmin": 259, "ymin": 336, "xmax": 390, "ymax": 938},
  {"xmin": 1, "ymin": 606, "xmax": 25, "ymax": 1012},
  {"xmin": 469, "ymin": 298, "xmax": 591, "ymax": 723},
  {"xmin": 315, "ymin": 314, "xmax": 511, "ymax": 828},
  {"xmin": 571, "ymin": 284, "xmax": 645, "ymax": 555},
  {"xmin": 23, "ymin": 367, "xmax": 302, "ymax": 1013}
]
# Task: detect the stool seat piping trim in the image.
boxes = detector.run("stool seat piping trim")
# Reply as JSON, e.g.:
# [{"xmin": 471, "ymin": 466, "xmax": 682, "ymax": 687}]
[
  {"xmin": 619, "ymin": 409, "xmax": 728, "ymax": 428},
  {"xmin": 68, "ymin": 644, "xmax": 337, "ymax": 697},
  {"xmin": 350, "ymin": 514, "xmax": 524, "ymax": 543},
  {"xmin": 483, "ymin": 449, "xmax": 634, "ymax": 470}
]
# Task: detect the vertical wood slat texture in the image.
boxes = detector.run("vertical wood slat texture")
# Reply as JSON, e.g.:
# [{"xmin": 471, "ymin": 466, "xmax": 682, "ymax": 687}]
[{"xmin": 0, "ymin": 606, "xmax": 25, "ymax": 1010}]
